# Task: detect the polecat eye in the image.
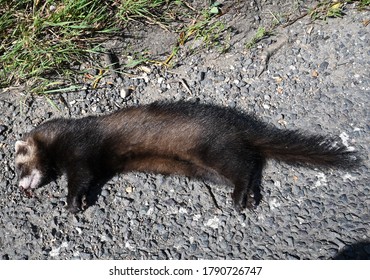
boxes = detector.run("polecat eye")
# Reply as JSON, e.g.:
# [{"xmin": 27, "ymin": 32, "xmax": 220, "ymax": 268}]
[
  {"xmin": 15, "ymin": 163, "xmax": 30, "ymax": 178},
  {"xmin": 15, "ymin": 163, "xmax": 23, "ymax": 171}
]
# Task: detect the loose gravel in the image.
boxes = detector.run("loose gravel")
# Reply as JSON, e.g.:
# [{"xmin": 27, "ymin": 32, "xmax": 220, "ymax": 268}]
[{"xmin": 0, "ymin": 1, "xmax": 369, "ymax": 260}]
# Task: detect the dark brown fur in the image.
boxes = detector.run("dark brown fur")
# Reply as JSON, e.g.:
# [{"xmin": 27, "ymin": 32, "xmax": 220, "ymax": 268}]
[{"xmin": 15, "ymin": 101, "xmax": 361, "ymax": 213}]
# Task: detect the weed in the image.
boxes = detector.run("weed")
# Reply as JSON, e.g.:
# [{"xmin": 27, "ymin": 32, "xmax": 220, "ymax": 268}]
[
  {"xmin": 355, "ymin": 0, "xmax": 370, "ymax": 8},
  {"xmin": 308, "ymin": 1, "xmax": 369, "ymax": 21},
  {"xmin": 125, "ymin": 52, "xmax": 151, "ymax": 68},
  {"xmin": 245, "ymin": 27, "xmax": 273, "ymax": 49},
  {"xmin": 175, "ymin": 2, "xmax": 228, "ymax": 58},
  {"xmin": 246, "ymin": 1, "xmax": 368, "ymax": 49},
  {"xmin": 309, "ymin": 1, "xmax": 346, "ymax": 21}
]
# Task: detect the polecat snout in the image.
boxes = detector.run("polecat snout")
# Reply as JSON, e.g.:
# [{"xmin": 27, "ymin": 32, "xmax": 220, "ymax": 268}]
[{"xmin": 15, "ymin": 101, "xmax": 361, "ymax": 213}]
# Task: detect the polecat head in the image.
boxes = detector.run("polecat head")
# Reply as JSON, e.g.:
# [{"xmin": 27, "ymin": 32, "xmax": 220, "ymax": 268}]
[{"xmin": 15, "ymin": 136, "xmax": 47, "ymax": 191}]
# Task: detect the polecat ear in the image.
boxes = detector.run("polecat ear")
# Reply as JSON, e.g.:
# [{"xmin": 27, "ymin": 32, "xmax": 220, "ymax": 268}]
[{"xmin": 15, "ymin": 140, "xmax": 28, "ymax": 154}]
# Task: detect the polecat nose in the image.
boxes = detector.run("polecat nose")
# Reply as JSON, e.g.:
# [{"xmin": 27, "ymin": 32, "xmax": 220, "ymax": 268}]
[
  {"xmin": 19, "ymin": 182, "xmax": 28, "ymax": 190},
  {"xmin": 18, "ymin": 176, "xmax": 31, "ymax": 190}
]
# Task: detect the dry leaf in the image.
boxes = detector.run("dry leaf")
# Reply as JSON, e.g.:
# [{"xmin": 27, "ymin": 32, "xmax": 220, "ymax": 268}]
[
  {"xmin": 306, "ymin": 25, "xmax": 314, "ymax": 35},
  {"xmin": 125, "ymin": 186, "xmax": 133, "ymax": 193},
  {"xmin": 139, "ymin": 66, "xmax": 151, "ymax": 73},
  {"xmin": 311, "ymin": 69, "xmax": 319, "ymax": 77},
  {"xmin": 273, "ymin": 76, "xmax": 283, "ymax": 83},
  {"xmin": 331, "ymin": 3, "xmax": 342, "ymax": 10}
]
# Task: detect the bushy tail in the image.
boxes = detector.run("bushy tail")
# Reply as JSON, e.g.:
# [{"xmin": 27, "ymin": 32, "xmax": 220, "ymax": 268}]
[{"xmin": 253, "ymin": 129, "xmax": 361, "ymax": 169}]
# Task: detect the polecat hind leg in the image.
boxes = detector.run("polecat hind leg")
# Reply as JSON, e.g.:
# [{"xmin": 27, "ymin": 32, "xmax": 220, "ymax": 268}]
[
  {"xmin": 249, "ymin": 158, "xmax": 264, "ymax": 208},
  {"xmin": 206, "ymin": 148, "xmax": 264, "ymax": 212},
  {"xmin": 231, "ymin": 157, "xmax": 264, "ymax": 211}
]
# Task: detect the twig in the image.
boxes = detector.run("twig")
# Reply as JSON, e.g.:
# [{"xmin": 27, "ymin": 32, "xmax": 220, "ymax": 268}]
[
  {"xmin": 204, "ymin": 183, "xmax": 221, "ymax": 210},
  {"xmin": 179, "ymin": 78, "xmax": 192, "ymax": 95},
  {"xmin": 182, "ymin": 0, "xmax": 196, "ymax": 12},
  {"xmin": 140, "ymin": 14, "xmax": 170, "ymax": 32},
  {"xmin": 282, "ymin": 12, "xmax": 308, "ymax": 28},
  {"xmin": 258, "ymin": 36, "xmax": 288, "ymax": 77}
]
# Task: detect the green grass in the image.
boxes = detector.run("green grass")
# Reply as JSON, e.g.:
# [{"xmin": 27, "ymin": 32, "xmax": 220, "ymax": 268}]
[
  {"xmin": 1, "ymin": 1, "xmax": 368, "ymax": 93},
  {"xmin": 245, "ymin": 27, "xmax": 273, "ymax": 50},
  {"xmin": 309, "ymin": 1, "xmax": 346, "ymax": 20},
  {"xmin": 0, "ymin": 0, "xmax": 117, "ymax": 91},
  {"xmin": 309, "ymin": 0, "xmax": 370, "ymax": 21},
  {"xmin": 177, "ymin": 3, "xmax": 228, "ymax": 51},
  {"xmin": 0, "ymin": 0, "xmax": 228, "ymax": 93},
  {"xmin": 348, "ymin": 0, "xmax": 370, "ymax": 9}
]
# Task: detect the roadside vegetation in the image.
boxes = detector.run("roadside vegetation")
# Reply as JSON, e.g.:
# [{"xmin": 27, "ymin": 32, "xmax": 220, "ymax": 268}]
[
  {"xmin": 245, "ymin": 0, "xmax": 369, "ymax": 49},
  {"xmin": 0, "ymin": 0, "xmax": 227, "ymax": 93},
  {"xmin": 0, "ymin": 0, "xmax": 368, "ymax": 94}
]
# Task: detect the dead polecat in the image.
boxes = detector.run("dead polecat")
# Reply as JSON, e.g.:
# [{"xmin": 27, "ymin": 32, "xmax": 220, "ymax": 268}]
[{"xmin": 15, "ymin": 101, "xmax": 361, "ymax": 213}]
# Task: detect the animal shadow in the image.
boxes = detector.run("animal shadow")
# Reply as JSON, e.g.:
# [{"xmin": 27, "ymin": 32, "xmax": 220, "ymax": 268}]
[{"xmin": 332, "ymin": 240, "xmax": 370, "ymax": 260}]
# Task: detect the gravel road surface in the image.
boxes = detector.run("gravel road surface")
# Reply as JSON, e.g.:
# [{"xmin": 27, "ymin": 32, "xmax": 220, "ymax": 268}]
[{"xmin": 0, "ymin": 1, "xmax": 369, "ymax": 259}]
